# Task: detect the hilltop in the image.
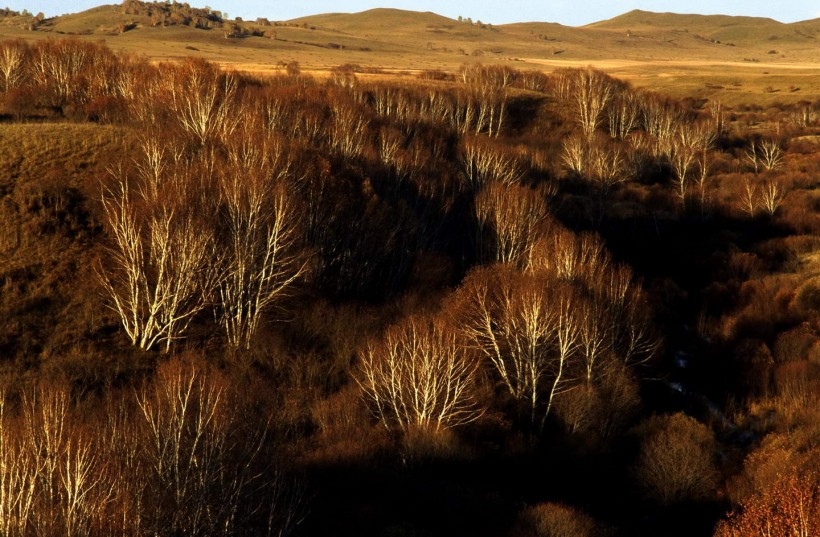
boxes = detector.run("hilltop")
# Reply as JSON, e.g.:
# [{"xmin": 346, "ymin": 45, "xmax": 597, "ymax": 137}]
[{"xmin": 588, "ymin": 9, "xmax": 820, "ymax": 50}]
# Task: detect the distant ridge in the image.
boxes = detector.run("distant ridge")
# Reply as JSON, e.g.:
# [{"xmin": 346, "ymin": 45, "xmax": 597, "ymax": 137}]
[
  {"xmin": 586, "ymin": 9, "xmax": 819, "ymax": 47},
  {"xmin": 586, "ymin": 9, "xmax": 783, "ymax": 29},
  {"xmin": 289, "ymin": 8, "xmax": 459, "ymax": 31}
]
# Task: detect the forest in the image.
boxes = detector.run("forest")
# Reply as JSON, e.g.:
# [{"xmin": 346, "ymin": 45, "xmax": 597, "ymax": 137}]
[{"xmin": 0, "ymin": 37, "xmax": 817, "ymax": 536}]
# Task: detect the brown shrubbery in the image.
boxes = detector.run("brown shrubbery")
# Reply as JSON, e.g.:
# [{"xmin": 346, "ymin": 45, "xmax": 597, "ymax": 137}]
[
  {"xmin": 0, "ymin": 36, "xmax": 818, "ymax": 536},
  {"xmin": 632, "ymin": 413, "xmax": 719, "ymax": 505}
]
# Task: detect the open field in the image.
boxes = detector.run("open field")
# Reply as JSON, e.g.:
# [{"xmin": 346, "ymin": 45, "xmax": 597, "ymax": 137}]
[{"xmin": 0, "ymin": 4, "xmax": 818, "ymax": 104}]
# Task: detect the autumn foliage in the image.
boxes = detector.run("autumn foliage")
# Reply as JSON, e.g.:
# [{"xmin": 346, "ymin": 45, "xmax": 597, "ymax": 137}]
[{"xmin": 0, "ymin": 34, "xmax": 818, "ymax": 537}]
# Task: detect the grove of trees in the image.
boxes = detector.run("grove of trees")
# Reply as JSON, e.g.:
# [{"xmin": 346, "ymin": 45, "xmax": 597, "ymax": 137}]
[{"xmin": 0, "ymin": 36, "xmax": 817, "ymax": 536}]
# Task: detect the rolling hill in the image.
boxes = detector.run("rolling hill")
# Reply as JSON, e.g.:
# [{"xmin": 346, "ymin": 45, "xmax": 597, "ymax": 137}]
[
  {"xmin": 0, "ymin": 2, "xmax": 817, "ymax": 65},
  {"xmin": 587, "ymin": 9, "xmax": 820, "ymax": 51},
  {"xmin": 0, "ymin": 1, "xmax": 817, "ymax": 104}
]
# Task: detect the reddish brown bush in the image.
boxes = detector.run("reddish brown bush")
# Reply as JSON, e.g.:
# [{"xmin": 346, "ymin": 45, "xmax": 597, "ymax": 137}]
[{"xmin": 632, "ymin": 413, "xmax": 718, "ymax": 505}]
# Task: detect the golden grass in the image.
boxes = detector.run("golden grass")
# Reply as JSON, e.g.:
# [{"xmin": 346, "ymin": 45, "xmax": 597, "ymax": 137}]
[
  {"xmin": 0, "ymin": 123, "xmax": 125, "ymax": 182},
  {"xmin": 0, "ymin": 5, "xmax": 817, "ymax": 104}
]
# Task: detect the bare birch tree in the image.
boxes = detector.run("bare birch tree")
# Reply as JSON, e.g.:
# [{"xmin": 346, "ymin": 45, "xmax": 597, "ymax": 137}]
[
  {"xmin": 460, "ymin": 136, "xmax": 524, "ymax": 189},
  {"xmin": 163, "ymin": 59, "xmax": 239, "ymax": 146},
  {"xmin": 608, "ymin": 90, "xmax": 641, "ymax": 140},
  {"xmin": 98, "ymin": 168, "xmax": 220, "ymax": 352},
  {"xmin": 670, "ymin": 133, "xmax": 697, "ymax": 208},
  {"xmin": 760, "ymin": 179, "xmax": 785, "ymax": 216},
  {"xmin": 577, "ymin": 297, "xmax": 614, "ymax": 385},
  {"xmin": 0, "ymin": 39, "xmax": 27, "ymax": 93},
  {"xmin": 357, "ymin": 314, "xmax": 484, "ymax": 432},
  {"xmin": 217, "ymin": 132, "xmax": 306, "ymax": 349},
  {"xmin": 456, "ymin": 267, "xmax": 581, "ymax": 430},
  {"xmin": 460, "ymin": 64, "xmax": 512, "ymax": 137},
  {"xmin": 29, "ymin": 40, "xmax": 94, "ymax": 107},
  {"xmin": 541, "ymin": 288, "xmax": 582, "ymax": 426},
  {"xmin": 563, "ymin": 67, "xmax": 615, "ymax": 139},
  {"xmin": 641, "ymin": 93, "xmax": 687, "ymax": 159},
  {"xmin": 739, "ymin": 176, "xmax": 758, "ymax": 217},
  {"xmin": 474, "ymin": 182, "xmax": 551, "ymax": 269},
  {"xmin": 758, "ymin": 138, "xmax": 784, "ymax": 171},
  {"xmin": 561, "ymin": 135, "xmax": 586, "ymax": 176}
]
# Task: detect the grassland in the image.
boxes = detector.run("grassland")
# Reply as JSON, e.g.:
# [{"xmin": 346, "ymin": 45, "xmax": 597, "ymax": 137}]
[{"xmin": 0, "ymin": 3, "xmax": 818, "ymax": 105}]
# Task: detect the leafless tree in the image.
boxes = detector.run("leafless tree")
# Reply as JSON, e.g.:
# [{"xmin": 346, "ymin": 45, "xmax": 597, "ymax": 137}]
[
  {"xmin": 455, "ymin": 267, "xmax": 582, "ymax": 429},
  {"xmin": 541, "ymin": 287, "xmax": 582, "ymax": 427},
  {"xmin": 641, "ymin": 92, "xmax": 687, "ymax": 159},
  {"xmin": 616, "ymin": 286, "xmax": 662, "ymax": 367},
  {"xmin": 10, "ymin": 384, "xmax": 110, "ymax": 537},
  {"xmin": 0, "ymin": 39, "xmax": 28, "ymax": 93},
  {"xmin": 98, "ymin": 168, "xmax": 220, "ymax": 352},
  {"xmin": 460, "ymin": 64, "xmax": 512, "ymax": 137},
  {"xmin": 563, "ymin": 67, "xmax": 615, "ymax": 139},
  {"xmin": 217, "ymin": 132, "xmax": 306, "ymax": 349},
  {"xmin": 577, "ymin": 297, "xmax": 614, "ymax": 385},
  {"xmin": 670, "ymin": 137, "xmax": 696, "ymax": 207},
  {"xmin": 330, "ymin": 100, "xmax": 370, "ymax": 158},
  {"xmin": 694, "ymin": 143, "xmax": 714, "ymax": 215},
  {"xmin": 29, "ymin": 40, "xmax": 95, "ymax": 107},
  {"xmin": 790, "ymin": 102, "xmax": 817, "ymax": 127},
  {"xmin": 377, "ymin": 127, "xmax": 402, "ymax": 167},
  {"xmin": 460, "ymin": 136, "xmax": 524, "ymax": 189},
  {"xmin": 473, "ymin": 182, "xmax": 551, "ymax": 269},
  {"xmin": 670, "ymin": 121, "xmax": 713, "ymax": 208},
  {"xmin": 745, "ymin": 142, "xmax": 760, "ymax": 174},
  {"xmin": 760, "ymin": 179, "xmax": 785, "ymax": 216},
  {"xmin": 561, "ymin": 135, "xmax": 586, "ymax": 176},
  {"xmin": 708, "ymin": 100, "xmax": 725, "ymax": 140},
  {"xmin": 608, "ymin": 90, "xmax": 641, "ymax": 140},
  {"xmin": 163, "ymin": 59, "xmax": 239, "ymax": 146},
  {"xmin": 587, "ymin": 136, "xmax": 627, "ymax": 191},
  {"xmin": 357, "ymin": 314, "xmax": 484, "ymax": 432},
  {"xmin": 135, "ymin": 360, "xmax": 287, "ymax": 536},
  {"xmin": 634, "ymin": 413, "xmax": 718, "ymax": 505},
  {"xmin": 562, "ymin": 134, "xmax": 627, "ymax": 196},
  {"xmin": 457, "ymin": 267, "xmax": 555, "ymax": 426},
  {"xmin": 758, "ymin": 138, "xmax": 784, "ymax": 171},
  {"xmin": 0, "ymin": 391, "xmax": 37, "ymax": 537},
  {"xmin": 539, "ymin": 228, "xmax": 608, "ymax": 283},
  {"xmin": 739, "ymin": 176, "xmax": 758, "ymax": 217}
]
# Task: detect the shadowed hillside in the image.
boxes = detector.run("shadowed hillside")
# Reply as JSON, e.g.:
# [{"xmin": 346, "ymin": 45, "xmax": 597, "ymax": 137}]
[{"xmin": 0, "ymin": 27, "xmax": 816, "ymax": 537}]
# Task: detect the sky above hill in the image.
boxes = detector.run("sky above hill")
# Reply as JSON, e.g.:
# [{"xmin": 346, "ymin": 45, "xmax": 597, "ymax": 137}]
[{"xmin": 12, "ymin": 0, "xmax": 820, "ymax": 25}]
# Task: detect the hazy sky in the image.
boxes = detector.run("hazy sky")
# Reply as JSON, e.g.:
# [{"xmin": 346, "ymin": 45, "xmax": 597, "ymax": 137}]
[{"xmin": 10, "ymin": 1, "xmax": 820, "ymax": 26}]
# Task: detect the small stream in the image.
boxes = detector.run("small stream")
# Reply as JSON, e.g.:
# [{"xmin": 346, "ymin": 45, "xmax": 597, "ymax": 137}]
[{"xmin": 661, "ymin": 350, "xmax": 758, "ymax": 446}]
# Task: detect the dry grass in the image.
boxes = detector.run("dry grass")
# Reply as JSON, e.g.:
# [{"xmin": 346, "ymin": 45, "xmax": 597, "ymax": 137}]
[
  {"xmin": 0, "ymin": 123, "xmax": 128, "ymax": 365},
  {"xmin": 0, "ymin": 123, "xmax": 124, "ymax": 178},
  {"xmin": 0, "ymin": 5, "xmax": 817, "ymax": 104}
]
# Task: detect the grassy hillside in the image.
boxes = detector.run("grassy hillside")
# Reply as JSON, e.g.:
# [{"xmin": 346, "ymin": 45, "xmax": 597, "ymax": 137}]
[
  {"xmin": 0, "ymin": 123, "xmax": 131, "ymax": 377},
  {"xmin": 588, "ymin": 9, "xmax": 820, "ymax": 49},
  {"xmin": 587, "ymin": 9, "xmax": 782, "ymax": 31},
  {"xmin": 290, "ymin": 7, "xmax": 459, "ymax": 33},
  {"xmin": 42, "ymin": 4, "xmax": 136, "ymax": 34},
  {"xmin": 0, "ymin": 2, "xmax": 818, "ymax": 103}
]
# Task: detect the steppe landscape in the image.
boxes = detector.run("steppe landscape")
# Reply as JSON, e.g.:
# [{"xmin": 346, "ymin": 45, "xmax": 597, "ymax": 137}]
[
  {"xmin": 1, "ymin": 2, "xmax": 819, "ymax": 102},
  {"xmin": 0, "ymin": 2, "xmax": 817, "ymax": 537}
]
